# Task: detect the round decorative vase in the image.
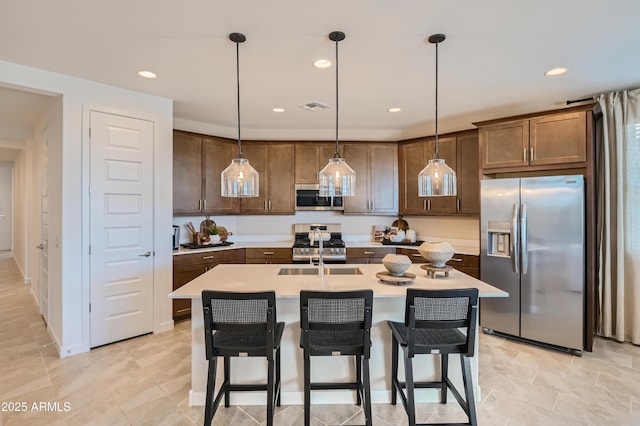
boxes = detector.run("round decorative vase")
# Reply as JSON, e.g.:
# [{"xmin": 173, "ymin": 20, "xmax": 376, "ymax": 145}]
[
  {"xmin": 382, "ymin": 254, "xmax": 412, "ymax": 276},
  {"xmin": 209, "ymin": 235, "xmax": 221, "ymax": 244},
  {"xmin": 418, "ymin": 241, "xmax": 454, "ymax": 267}
]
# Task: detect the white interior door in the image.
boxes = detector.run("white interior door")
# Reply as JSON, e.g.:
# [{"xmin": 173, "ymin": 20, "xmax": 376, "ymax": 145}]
[
  {"xmin": 39, "ymin": 130, "xmax": 49, "ymax": 322},
  {"xmin": 0, "ymin": 167, "xmax": 12, "ymax": 251},
  {"xmin": 89, "ymin": 111, "xmax": 154, "ymax": 347}
]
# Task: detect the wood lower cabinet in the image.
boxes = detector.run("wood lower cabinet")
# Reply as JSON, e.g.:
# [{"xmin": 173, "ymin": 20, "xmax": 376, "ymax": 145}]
[
  {"xmin": 240, "ymin": 143, "xmax": 295, "ymax": 214},
  {"xmin": 172, "ymin": 249, "xmax": 245, "ymax": 319},
  {"xmin": 245, "ymin": 248, "xmax": 292, "ymax": 264},
  {"xmin": 477, "ymin": 108, "xmax": 589, "ymax": 172},
  {"xmin": 396, "ymin": 248, "xmax": 479, "ymax": 279},
  {"xmin": 399, "ymin": 131, "xmax": 478, "ymax": 216},
  {"xmin": 346, "ymin": 247, "xmax": 395, "ymax": 264},
  {"xmin": 343, "ymin": 143, "xmax": 398, "ymax": 215}
]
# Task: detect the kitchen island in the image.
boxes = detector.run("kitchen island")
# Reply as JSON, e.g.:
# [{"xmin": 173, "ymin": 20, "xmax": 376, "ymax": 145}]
[{"xmin": 169, "ymin": 263, "xmax": 507, "ymax": 406}]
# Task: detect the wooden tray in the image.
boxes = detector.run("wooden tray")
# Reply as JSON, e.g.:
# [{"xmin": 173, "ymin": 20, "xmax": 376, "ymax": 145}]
[{"xmin": 376, "ymin": 271, "xmax": 416, "ymax": 285}]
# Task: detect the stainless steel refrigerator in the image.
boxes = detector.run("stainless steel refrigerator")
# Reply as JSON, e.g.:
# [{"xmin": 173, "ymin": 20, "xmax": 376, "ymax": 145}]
[{"xmin": 480, "ymin": 175, "xmax": 584, "ymax": 352}]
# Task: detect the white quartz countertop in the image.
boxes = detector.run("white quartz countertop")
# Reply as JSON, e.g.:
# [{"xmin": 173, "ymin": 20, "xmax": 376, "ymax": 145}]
[{"xmin": 169, "ymin": 263, "xmax": 506, "ymax": 299}]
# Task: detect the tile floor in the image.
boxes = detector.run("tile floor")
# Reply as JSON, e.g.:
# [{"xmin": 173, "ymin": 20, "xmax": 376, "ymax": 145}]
[{"xmin": 1, "ymin": 251, "xmax": 639, "ymax": 425}]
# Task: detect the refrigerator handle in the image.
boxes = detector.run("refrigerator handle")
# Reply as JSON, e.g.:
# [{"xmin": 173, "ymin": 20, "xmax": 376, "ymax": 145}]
[
  {"xmin": 521, "ymin": 203, "xmax": 528, "ymax": 274},
  {"xmin": 511, "ymin": 203, "xmax": 519, "ymax": 274}
]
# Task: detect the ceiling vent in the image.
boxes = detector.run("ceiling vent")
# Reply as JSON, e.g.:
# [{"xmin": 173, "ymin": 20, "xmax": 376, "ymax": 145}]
[{"xmin": 299, "ymin": 101, "xmax": 330, "ymax": 112}]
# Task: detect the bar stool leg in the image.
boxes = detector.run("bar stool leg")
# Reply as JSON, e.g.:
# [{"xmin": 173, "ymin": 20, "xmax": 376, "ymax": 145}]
[
  {"xmin": 403, "ymin": 352, "xmax": 416, "ymax": 426},
  {"xmin": 204, "ymin": 357, "xmax": 218, "ymax": 426},
  {"xmin": 461, "ymin": 355, "xmax": 478, "ymax": 426},
  {"xmin": 304, "ymin": 355, "xmax": 311, "ymax": 426},
  {"xmin": 276, "ymin": 346, "xmax": 282, "ymax": 406},
  {"xmin": 390, "ymin": 335, "xmax": 399, "ymax": 405},
  {"xmin": 356, "ymin": 355, "xmax": 362, "ymax": 405},
  {"xmin": 223, "ymin": 356, "xmax": 231, "ymax": 407},
  {"xmin": 267, "ymin": 357, "xmax": 275, "ymax": 426},
  {"xmin": 363, "ymin": 356, "xmax": 372, "ymax": 426},
  {"xmin": 441, "ymin": 353, "xmax": 449, "ymax": 404}
]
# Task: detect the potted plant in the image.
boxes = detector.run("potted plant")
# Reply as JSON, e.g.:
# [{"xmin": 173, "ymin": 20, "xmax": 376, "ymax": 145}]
[{"xmin": 208, "ymin": 225, "xmax": 221, "ymax": 244}]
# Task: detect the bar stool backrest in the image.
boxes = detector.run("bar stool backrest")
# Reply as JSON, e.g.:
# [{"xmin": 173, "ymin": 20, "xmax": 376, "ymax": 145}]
[
  {"xmin": 300, "ymin": 290, "xmax": 373, "ymax": 357},
  {"xmin": 202, "ymin": 290, "xmax": 277, "ymax": 359},
  {"xmin": 404, "ymin": 288, "xmax": 479, "ymax": 358}
]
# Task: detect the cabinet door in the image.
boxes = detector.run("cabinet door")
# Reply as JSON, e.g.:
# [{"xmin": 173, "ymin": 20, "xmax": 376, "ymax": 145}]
[
  {"xmin": 173, "ymin": 132, "xmax": 203, "ymax": 215},
  {"xmin": 456, "ymin": 132, "xmax": 480, "ymax": 215},
  {"xmin": 203, "ymin": 137, "xmax": 240, "ymax": 214},
  {"xmin": 172, "ymin": 262, "xmax": 207, "ymax": 319},
  {"xmin": 480, "ymin": 121, "xmax": 529, "ymax": 169},
  {"xmin": 369, "ymin": 144, "xmax": 398, "ymax": 214},
  {"xmin": 396, "ymin": 247, "xmax": 426, "ymax": 263},
  {"xmin": 342, "ymin": 144, "xmax": 370, "ymax": 213},
  {"xmin": 267, "ymin": 144, "xmax": 295, "ymax": 213},
  {"xmin": 424, "ymin": 137, "xmax": 457, "ymax": 214},
  {"xmin": 295, "ymin": 143, "xmax": 336, "ymax": 184},
  {"xmin": 399, "ymin": 141, "xmax": 427, "ymax": 214},
  {"xmin": 239, "ymin": 143, "xmax": 269, "ymax": 213},
  {"xmin": 530, "ymin": 111, "xmax": 586, "ymax": 166}
]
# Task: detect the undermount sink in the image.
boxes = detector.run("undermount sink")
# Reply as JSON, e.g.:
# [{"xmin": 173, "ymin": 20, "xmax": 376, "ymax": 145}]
[{"xmin": 277, "ymin": 267, "xmax": 363, "ymax": 276}]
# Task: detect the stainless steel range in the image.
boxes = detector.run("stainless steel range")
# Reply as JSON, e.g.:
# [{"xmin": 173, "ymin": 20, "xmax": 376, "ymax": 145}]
[{"xmin": 292, "ymin": 223, "xmax": 346, "ymax": 264}]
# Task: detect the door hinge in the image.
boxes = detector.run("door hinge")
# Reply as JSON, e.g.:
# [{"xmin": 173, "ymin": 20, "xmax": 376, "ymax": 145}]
[
  {"xmin": 89, "ymin": 303, "xmax": 91, "ymax": 313},
  {"xmin": 89, "ymin": 245, "xmax": 91, "ymax": 255},
  {"xmin": 89, "ymin": 127, "xmax": 91, "ymax": 138}
]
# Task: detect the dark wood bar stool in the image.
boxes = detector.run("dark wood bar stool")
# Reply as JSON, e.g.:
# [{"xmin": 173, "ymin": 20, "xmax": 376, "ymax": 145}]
[
  {"xmin": 299, "ymin": 290, "xmax": 374, "ymax": 426},
  {"xmin": 388, "ymin": 288, "xmax": 479, "ymax": 426},
  {"xmin": 201, "ymin": 290, "xmax": 284, "ymax": 426}
]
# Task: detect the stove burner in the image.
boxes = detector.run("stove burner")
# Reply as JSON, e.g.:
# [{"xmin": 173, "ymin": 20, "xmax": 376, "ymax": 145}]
[{"xmin": 293, "ymin": 232, "xmax": 345, "ymax": 248}]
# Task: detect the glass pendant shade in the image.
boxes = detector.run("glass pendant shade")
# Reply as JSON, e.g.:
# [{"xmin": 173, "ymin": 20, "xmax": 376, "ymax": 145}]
[
  {"xmin": 221, "ymin": 158, "xmax": 259, "ymax": 197},
  {"xmin": 418, "ymin": 158, "xmax": 456, "ymax": 196},
  {"xmin": 319, "ymin": 157, "xmax": 356, "ymax": 197}
]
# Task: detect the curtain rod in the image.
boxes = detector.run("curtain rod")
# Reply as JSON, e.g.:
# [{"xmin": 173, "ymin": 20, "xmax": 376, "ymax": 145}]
[{"xmin": 566, "ymin": 97, "xmax": 594, "ymax": 105}]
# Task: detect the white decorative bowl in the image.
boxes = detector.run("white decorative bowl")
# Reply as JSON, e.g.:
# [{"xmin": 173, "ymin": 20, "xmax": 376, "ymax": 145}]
[
  {"xmin": 382, "ymin": 254, "xmax": 412, "ymax": 276},
  {"xmin": 418, "ymin": 241, "xmax": 455, "ymax": 267}
]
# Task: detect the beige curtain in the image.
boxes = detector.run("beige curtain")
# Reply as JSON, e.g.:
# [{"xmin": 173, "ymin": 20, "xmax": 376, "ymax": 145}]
[{"xmin": 597, "ymin": 88, "xmax": 640, "ymax": 344}]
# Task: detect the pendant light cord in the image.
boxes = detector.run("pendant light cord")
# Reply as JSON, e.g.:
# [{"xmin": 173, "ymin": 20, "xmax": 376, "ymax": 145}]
[
  {"xmin": 334, "ymin": 36, "xmax": 340, "ymax": 158},
  {"xmin": 235, "ymin": 39, "xmax": 243, "ymax": 159},
  {"xmin": 433, "ymin": 39, "xmax": 440, "ymax": 160}
]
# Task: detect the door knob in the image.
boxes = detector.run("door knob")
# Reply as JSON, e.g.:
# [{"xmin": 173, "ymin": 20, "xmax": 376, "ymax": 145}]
[
  {"xmin": 36, "ymin": 244, "xmax": 45, "ymax": 250},
  {"xmin": 138, "ymin": 251, "xmax": 151, "ymax": 257}
]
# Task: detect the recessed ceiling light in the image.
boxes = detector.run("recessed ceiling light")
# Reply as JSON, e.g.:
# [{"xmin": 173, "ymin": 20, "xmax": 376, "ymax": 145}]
[
  {"xmin": 272, "ymin": 108, "xmax": 285, "ymax": 113},
  {"xmin": 313, "ymin": 59, "xmax": 332, "ymax": 69},
  {"xmin": 389, "ymin": 107, "xmax": 402, "ymax": 113},
  {"xmin": 138, "ymin": 70, "xmax": 158, "ymax": 79},
  {"xmin": 544, "ymin": 67, "xmax": 568, "ymax": 76}
]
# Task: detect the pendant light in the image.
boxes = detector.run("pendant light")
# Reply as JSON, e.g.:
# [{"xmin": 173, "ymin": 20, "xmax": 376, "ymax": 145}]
[
  {"xmin": 418, "ymin": 34, "xmax": 457, "ymax": 197},
  {"xmin": 221, "ymin": 32, "xmax": 259, "ymax": 198},
  {"xmin": 319, "ymin": 31, "xmax": 356, "ymax": 197}
]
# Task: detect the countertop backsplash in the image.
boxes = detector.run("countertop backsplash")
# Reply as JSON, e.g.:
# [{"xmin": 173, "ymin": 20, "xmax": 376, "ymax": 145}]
[{"xmin": 173, "ymin": 212, "xmax": 479, "ymax": 251}]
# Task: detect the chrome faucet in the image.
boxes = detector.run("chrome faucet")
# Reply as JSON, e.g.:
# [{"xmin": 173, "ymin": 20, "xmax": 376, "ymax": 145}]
[{"xmin": 310, "ymin": 227, "xmax": 324, "ymax": 277}]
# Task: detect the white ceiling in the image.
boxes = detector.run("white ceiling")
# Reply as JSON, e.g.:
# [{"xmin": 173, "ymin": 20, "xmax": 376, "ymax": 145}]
[{"xmin": 1, "ymin": 0, "xmax": 639, "ymax": 142}]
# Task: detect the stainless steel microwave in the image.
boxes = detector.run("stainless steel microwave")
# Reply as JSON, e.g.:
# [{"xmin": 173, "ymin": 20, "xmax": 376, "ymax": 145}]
[{"xmin": 295, "ymin": 184, "xmax": 344, "ymax": 211}]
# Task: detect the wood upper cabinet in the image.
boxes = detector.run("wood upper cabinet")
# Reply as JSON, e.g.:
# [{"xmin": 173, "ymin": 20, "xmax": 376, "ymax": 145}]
[
  {"xmin": 478, "ymin": 110, "xmax": 587, "ymax": 171},
  {"xmin": 173, "ymin": 131, "xmax": 203, "ymax": 215},
  {"xmin": 240, "ymin": 142, "xmax": 295, "ymax": 214},
  {"xmin": 295, "ymin": 143, "xmax": 336, "ymax": 184},
  {"xmin": 455, "ymin": 131, "xmax": 480, "ymax": 215},
  {"xmin": 173, "ymin": 130, "xmax": 239, "ymax": 215},
  {"xmin": 342, "ymin": 143, "xmax": 398, "ymax": 215},
  {"xmin": 399, "ymin": 135, "xmax": 463, "ymax": 215},
  {"xmin": 203, "ymin": 137, "xmax": 240, "ymax": 214}
]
